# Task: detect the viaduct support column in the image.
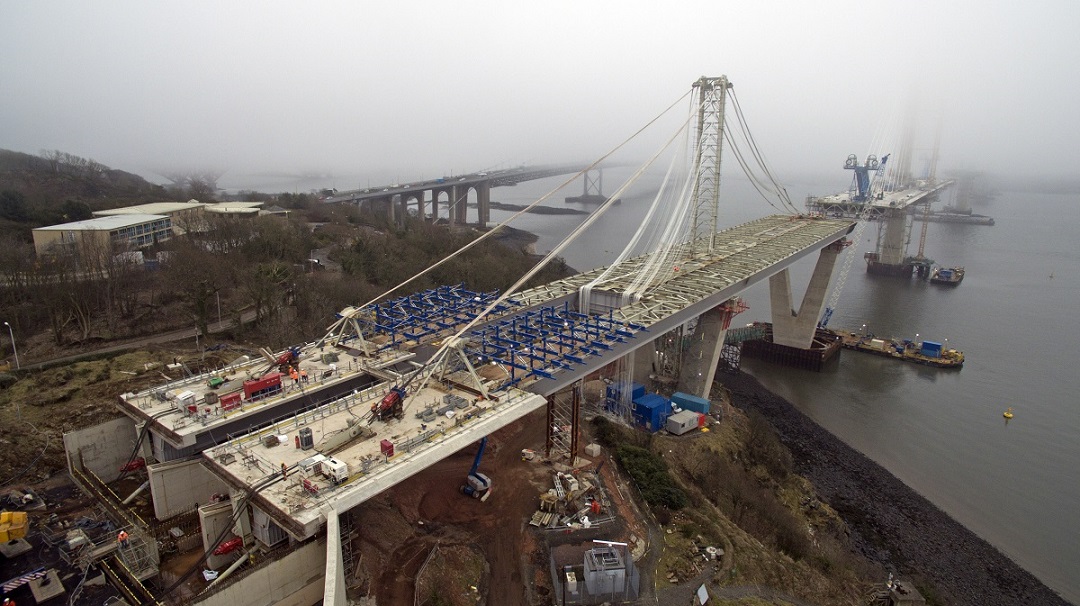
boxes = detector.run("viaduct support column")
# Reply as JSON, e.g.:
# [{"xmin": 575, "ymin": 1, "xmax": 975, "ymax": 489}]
[
  {"xmin": 879, "ymin": 209, "xmax": 909, "ymax": 265},
  {"xmin": 475, "ymin": 181, "xmax": 491, "ymax": 228},
  {"xmin": 431, "ymin": 188, "xmax": 442, "ymax": 221},
  {"xmin": 323, "ymin": 508, "xmax": 347, "ymax": 606},
  {"xmin": 450, "ymin": 185, "xmax": 468, "ymax": 226},
  {"xmin": 769, "ymin": 245, "xmax": 842, "ymax": 348},
  {"xmin": 380, "ymin": 197, "xmax": 395, "ymax": 225},
  {"xmin": 675, "ymin": 298, "xmax": 746, "ymax": 400},
  {"xmin": 417, "ymin": 190, "xmax": 428, "ymax": 221}
]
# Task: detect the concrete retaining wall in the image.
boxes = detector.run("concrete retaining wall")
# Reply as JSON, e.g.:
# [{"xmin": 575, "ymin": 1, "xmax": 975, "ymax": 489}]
[
  {"xmin": 149, "ymin": 458, "xmax": 229, "ymax": 520},
  {"xmin": 63, "ymin": 416, "xmax": 136, "ymax": 479},
  {"xmin": 196, "ymin": 538, "xmax": 327, "ymax": 606}
]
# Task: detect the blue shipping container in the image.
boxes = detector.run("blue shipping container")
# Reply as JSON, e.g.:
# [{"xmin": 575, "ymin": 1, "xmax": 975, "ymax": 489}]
[
  {"xmin": 632, "ymin": 393, "xmax": 670, "ymax": 432},
  {"xmin": 671, "ymin": 391, "xmax": 710, "ymax": 414},
  {"xmin": 920, "ymin": 341, "xmax": 943, "ymax": 357},
  {"xmin": 606, "ymin": 382, "xmax": 646, "ymax": 403}
]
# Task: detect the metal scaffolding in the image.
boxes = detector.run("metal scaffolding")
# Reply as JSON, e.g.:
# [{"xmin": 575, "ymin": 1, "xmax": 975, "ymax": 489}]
[
  {"xmin": 546, "ymin": 386, "xmax": 581, "ymax": 461},
  {"xmin": 322, "ymin": 284, "xmax": 520, "ymax": 351}
]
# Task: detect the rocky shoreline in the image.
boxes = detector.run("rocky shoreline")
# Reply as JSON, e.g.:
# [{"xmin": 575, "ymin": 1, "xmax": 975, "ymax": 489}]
[{"xmin": 722, "ymin": 371, "xmax": 1072, "ymax": 606}]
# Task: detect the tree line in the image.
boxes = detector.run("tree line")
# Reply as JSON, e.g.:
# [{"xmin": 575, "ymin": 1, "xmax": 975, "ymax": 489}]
[{"xmin": 0, "ymin": 203, "xmax": 571, "ymax": 360}]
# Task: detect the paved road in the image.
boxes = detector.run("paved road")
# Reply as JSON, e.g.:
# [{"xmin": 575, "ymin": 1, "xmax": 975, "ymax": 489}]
[{"xmin": 19, "ymin": 310, "xmax": 258, "ymax": 372}]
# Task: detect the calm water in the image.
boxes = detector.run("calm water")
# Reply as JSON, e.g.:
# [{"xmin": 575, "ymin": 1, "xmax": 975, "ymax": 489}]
[{"xmin": 490, "ymin": 175, "xmax": 1080, "ymax": 603}]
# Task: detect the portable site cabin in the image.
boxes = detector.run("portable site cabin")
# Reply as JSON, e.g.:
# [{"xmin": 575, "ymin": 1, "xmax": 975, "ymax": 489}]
[
  {"xmin": 666, "ymin": 410, "xmax": 704, "ymax": 435},
  {"xmin": 606, "ymin": 382, "xmax": 645, "ymax": 403},
  {"xmin": 632, "ymin": 393, "xmax": 670, "ymax": 432}
]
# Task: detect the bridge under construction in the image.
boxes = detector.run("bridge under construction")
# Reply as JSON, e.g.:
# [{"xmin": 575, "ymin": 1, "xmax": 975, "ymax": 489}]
[{"xmin": 58, "ymin": 76, "xmax": 861, "ymax": 606}]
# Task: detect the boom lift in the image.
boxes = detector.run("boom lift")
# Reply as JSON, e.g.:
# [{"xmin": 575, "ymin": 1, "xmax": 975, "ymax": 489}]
[{"xmin": 460, "ymin": 437, "xmax": 492, "ymax": 501}]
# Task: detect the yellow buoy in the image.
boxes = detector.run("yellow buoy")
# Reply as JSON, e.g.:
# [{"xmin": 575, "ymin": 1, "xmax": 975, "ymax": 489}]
[{"xmin": 1003, "ymin": 407, "xmax": 1014, "ymax": 419}]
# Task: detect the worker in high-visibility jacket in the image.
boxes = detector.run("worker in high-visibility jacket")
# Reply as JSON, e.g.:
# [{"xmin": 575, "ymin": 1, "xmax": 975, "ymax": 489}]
[{"xmin": 117, "ymin": 530, "xmax": 129, "ymax": 548}]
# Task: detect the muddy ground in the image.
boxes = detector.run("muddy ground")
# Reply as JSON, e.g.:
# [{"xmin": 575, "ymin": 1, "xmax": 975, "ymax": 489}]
[{"xmin": 348, "ymin": 407, "xmax": 651, "ymax": 606}]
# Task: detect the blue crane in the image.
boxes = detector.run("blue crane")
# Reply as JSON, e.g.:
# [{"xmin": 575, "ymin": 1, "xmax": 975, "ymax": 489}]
[
  {"xmin": 460, "ymin": 437, "xmax": 492, "ymax": 501},
  {"xmin": 844, "ymin": 153, "xmax": 888, "ymax": 202}
]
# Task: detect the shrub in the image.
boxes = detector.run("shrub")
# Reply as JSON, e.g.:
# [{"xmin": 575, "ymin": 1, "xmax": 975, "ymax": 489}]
[{"xmin": 617, "ymin": 444, "xmax": 687, "ymax": 510}]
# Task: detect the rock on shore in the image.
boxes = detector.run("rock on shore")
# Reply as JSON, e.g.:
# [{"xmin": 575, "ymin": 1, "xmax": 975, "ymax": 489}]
[{"xmin": 722, "ymin": 371, "xmax": 1072, "ymax": 606}]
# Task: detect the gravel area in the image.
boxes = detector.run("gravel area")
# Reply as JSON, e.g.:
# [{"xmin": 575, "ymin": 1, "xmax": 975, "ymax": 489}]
[{"xmin": 723, "ymin": 371, "xmax": 1072, "ymax": 606}]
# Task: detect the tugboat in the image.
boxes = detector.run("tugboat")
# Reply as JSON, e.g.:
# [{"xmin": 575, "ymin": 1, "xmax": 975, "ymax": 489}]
[{"xmin": 930, "ymin": 266, "xmax": 965, "ymax": 286}]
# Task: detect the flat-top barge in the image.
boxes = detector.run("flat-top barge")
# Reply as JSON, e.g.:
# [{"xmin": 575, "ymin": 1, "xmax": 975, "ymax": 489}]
[{"xmin": 828, "ymin": 329, "xmax": 964, "ymax": 368}]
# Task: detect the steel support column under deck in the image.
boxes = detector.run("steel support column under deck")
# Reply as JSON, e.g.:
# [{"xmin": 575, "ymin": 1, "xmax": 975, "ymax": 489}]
[{"xmin": 546, "ymin": 386, "xmax": 581, "ymax": 461}]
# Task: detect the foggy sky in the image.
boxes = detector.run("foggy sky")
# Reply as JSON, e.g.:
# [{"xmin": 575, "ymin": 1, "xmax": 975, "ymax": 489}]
[{"xmin": 1, "ymin": 1, "xmax": 1075, "ymax": 188}]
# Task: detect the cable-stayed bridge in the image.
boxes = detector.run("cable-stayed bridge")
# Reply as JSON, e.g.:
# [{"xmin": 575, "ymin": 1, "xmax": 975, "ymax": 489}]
[{"xmin": 87, "ymin": 76, "xmax": 858, "ymax": 605}]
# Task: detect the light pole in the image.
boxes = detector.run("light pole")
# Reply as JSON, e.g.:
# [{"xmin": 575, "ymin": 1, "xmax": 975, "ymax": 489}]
[
  {"xmin": 4, "ymin": 321, "xmax": 18, "ymax": 370},
  {"xmin": 216, "ymin": 292, "xmax": 222, "ymax": 328}
]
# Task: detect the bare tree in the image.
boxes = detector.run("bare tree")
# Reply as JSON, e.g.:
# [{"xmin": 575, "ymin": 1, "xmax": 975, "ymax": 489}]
[{"xmin": 163, "ymin": 240, "xmax": 226, "ymax": 337}]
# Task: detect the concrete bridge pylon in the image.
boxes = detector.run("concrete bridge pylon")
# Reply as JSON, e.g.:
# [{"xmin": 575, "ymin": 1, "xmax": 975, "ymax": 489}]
[{"xmin": 769, "ymin": 244, "xmax": 843, "ymax": 349}]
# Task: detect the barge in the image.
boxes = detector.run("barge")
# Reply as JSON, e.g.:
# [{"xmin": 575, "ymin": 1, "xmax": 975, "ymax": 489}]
[
  {"xmin": 930, "ymin": 266, "xmax": 965, "ymax": 286},
  {"xmin": 828, "ymin": 329, "xmax": 964, "ymax": 368}
]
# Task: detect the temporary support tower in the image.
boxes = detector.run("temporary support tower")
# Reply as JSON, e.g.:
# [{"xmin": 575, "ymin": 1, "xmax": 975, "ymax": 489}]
[{"xmin": 546, "ymin": 386, "xmax": 581, "ymax": 461}]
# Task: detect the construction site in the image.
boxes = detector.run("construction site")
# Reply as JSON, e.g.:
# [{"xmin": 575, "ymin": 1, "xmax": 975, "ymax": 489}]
[{"xmin": 3, "ymin": 76, "xmax": 880, "ymax": 606}]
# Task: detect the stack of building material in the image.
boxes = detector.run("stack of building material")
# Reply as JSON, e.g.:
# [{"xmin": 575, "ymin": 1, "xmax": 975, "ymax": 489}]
[{"xmin": 0, "ymin": 511, "xmax": 28, "ymax": 541}]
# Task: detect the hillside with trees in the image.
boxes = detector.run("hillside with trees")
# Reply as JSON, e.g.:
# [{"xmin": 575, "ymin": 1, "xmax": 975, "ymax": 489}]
[
  {"xmin": 0, "ymin": 149, "xmax": 173, "ymax": 241},
  {"xmin": 0, "ymin": 148, "xmax": 571, "ymax": 366}
]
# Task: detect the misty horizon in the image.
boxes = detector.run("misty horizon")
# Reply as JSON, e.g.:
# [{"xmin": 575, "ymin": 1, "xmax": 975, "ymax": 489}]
[{"xmin": 3, "ymin": 2, "xmax": 1077, "ymax": 189}]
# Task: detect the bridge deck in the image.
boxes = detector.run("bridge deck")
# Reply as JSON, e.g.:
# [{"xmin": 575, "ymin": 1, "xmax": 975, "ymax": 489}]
[
  {"xmin": 179, "ymin": 214, "xmax": 853, "ymax": 540},
  {"xmin": 202, "ymin": 384, "xmax": 545, "ymax": 540},
  {"xmin": 807, "ymin": 181, "xmax": 952, "ymax": 215},
  {"xmin": 517, "ymin": 214, "xmax": 854, "ymax": 393}
]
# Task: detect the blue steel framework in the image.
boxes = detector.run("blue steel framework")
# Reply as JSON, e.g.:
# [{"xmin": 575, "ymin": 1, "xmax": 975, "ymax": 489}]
[
  {"xmin": 356, "ymin": 284, "xmax": 520, "ymax": 349},
  {"xmin": 465, "ymin": 301, "xmax": 645, "ymax": 389}
]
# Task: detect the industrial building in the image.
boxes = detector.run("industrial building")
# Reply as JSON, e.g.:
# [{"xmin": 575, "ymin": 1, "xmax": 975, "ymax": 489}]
[
  {"xmin": 31, "ymin": 213, "xmax": 173, "ymax": 257},
  {"xmin": 92, "ymin": 201, "xmax": 208, "ymax": 233}
]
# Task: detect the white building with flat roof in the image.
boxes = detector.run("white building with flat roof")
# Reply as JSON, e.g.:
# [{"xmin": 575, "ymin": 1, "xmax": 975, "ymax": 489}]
[{"xmin": 32, "ymin": 214, "xmax": 172, "ymax": 257}]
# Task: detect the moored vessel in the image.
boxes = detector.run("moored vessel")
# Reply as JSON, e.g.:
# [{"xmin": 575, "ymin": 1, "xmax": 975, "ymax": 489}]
[
  {"xmin": 930, "ymin": 266, "xmax": 964, "ymax": 286},
  {"xmin": 827, "ymin": 328, "xmax": 965, "ymax": 368}
]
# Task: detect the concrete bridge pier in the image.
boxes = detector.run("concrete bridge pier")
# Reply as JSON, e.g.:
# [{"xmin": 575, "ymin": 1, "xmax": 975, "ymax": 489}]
[
  {"xmin": 878, "ymin": 209, "xmax": 909, "ymax": 266},
  {"xmin": 475, "ymin": 181, "xmax": 491, "ymax": 227},
  {"xmin": 450, "ymin": 185, "xmax": 468, "ymax": 226},
  {"xmin": 323, "ymin": 508, "xmax": 346, "ymax": 606},
  {"xmin": 675, "ymin": 306, "xmax": 733, "ymax": 400},
  {"xmin": 432, "ymin": 188, "xmax": 445, "ymax": 221},
  {"xmin": 769, "ymin": 244, "xmax": 842, "ymax": 348}
]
